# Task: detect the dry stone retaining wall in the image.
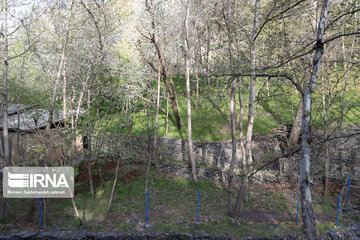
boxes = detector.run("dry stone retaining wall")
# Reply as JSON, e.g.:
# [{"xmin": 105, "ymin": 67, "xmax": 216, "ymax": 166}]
[{"xmin": 101, "ymin": 133, "xmax": 360, "ymax": 185}]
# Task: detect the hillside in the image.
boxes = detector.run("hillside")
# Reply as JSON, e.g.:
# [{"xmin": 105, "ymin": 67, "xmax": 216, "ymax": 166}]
[
  {"xmin": 128, "ymin": 75, "xmax": 360, "ymax": 141},
  {"xmin": 1, "ymin": 161, "xmax": 359, "ymax": 239}
]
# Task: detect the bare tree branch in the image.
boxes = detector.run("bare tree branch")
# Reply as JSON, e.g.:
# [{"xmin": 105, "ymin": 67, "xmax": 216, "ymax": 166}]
[
  {"xmin": 247, "ymin": 146, "xmax": 301, "ymax": 179},
  {"xmin": 323, "ymin": 32, "xmax": 360, "ymax": 44},
  {"xmin": 210, "ymin": 73, "xmax": 304, "ymax": 95},
  {"xmin": 325, "ymin": 8, "xmax": 360, "ymax": 31},
  {"xmin": 253, "ymin": 0, "xmax": 306, "ymax": 42}
]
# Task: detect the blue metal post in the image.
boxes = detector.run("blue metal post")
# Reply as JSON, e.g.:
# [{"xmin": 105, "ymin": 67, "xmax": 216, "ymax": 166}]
[
  {"xmin": 336, "ymin": 194, "xmax": 341, "ymax": 226},
  {"xmin": 197, "ymin": 189, "xmax": 200, "ymax": 222},
  {"xmin": 296, "ymin": 193, "xmax": 299, "ymax": 225},
  {"xmin": 146, "ymin": 191, "xmax": 149, "ymax": 226},
  {"xmin": 38, "ymin": 197, "xmax": 43, "ymax": 230},
  {"xmin": 346, "ymin": 174, "xmax": 351, "ymax": 204}
]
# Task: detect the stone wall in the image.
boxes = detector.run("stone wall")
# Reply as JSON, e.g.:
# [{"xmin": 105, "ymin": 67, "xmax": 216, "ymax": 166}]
[{"xmin": 101, "ymin": 133, "xmax": 360, "ymax": 185}]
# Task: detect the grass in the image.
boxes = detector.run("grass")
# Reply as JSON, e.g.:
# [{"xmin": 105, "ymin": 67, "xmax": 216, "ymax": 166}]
[
  {"xmin": 110, "ymin": 74, "xmax": 360, "ymax": 141},
  {"xmin": 1, "ymin": 161, "xmax": 356, "ymax": 238},
  {"xmin": 130, "ymin": 75, "xmax": 282, "ymax": 141}
]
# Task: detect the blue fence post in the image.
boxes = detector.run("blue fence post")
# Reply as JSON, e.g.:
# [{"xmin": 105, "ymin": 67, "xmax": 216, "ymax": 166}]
[
  {"xmin": 197, "ymin": 189, "xmax": 200, "ymax": 222},
  {"xmin": 146, "ymin": 191, "xmax": 150, "ymax": 227},
  {"xmin": 336, "ymin": 194, "xmax": 341, "ymax": 226},
  {"xmin": 346, "ymin": 174, "xmax": 351, "ymax": 205},
  {"xmin": 296, "ymin": 193, "xmax": 299, "ymax": 225},
  {"xmin": 38, "ymin": 197, "xmax": 43, "ymax": 230}
]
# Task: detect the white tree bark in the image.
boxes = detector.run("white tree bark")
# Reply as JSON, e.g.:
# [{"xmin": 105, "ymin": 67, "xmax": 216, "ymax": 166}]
[
  {"xmin": 1, "ymin": 0, "xmax": 10, "ymax": 168},
  {"xmin": 245, "ymin": 0, "xmax": 260, "ymax": 169},
  {"xmin": 184, "ymin": 0, "xmax": 197, "ymax": 182},
  {"xmin": 145, "ymin": 61, "xmax": 161, "ymax": 192},
  {"xmin": 321, "ymin": 75, "xmax": 329, "ymax": 196},
  {"xmin": 63, "ymin": 57, "xmax": 68, "ymax": 127},
  {"xmin": 48, "ymin": 0, "xmax": 74, "ymax": 128},
  {"xmin": 225, "ymin": 0, "xmax": 237, "ymax": 216},
  {"xmin": 228, "ymin": 77, "xmax": 237, "ymax": 215},
  {"xmin": 87, "ymin": 86, "xmax": 95, "ymax": 199},
  {"xmin": 1, "ymin": 0, "xmax": 9, "ymax": 220},
  {"xmin": 299, "ymin": 0, "xmax": 329, "ymax": 239},
  {"xmin": 234, "ymin": 0, "xmax": 260, "ymax": 217},
  {"xmin": 289, "ymin": 99, "xmax": 303, "ymax": 144}
]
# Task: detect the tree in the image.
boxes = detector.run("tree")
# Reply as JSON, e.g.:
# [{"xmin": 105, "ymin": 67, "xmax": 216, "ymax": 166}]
[
  {"xmin": 233, "ymin": 0, "xmax": 261, "ymax": 217},
  {"xmin": 184, "ymin": 0, "xmax": 197, "ymax": 182},
  {"xmin": 224, "ymin": 0, "xmax": 237, "ymax": 216},
  {"xmin": 1, "ymin": 0, "xmax": 10, "ymax": 220},
  {"xmin": 139, "ymin": 0, "xmax": 183, "ymax": 130},
  {"xmin": 1, "ymin": 0, "xmax": 38, "ymax": 219},
  {"xmin": 47, "ymin": 0, "xmax": 74, "ymax": 128},
  {"xmin": 145, "ymin": 61, "xmax": 162, "ymax": 192},
  {"xmin": 299, "ymin": 0, "xmax": 330, "ymax": 238}
]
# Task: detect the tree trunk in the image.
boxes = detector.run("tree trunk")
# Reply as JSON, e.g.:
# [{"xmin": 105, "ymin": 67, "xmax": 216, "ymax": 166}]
[
  {"xmin": 70, "ymin": 84, "xmax": 75, "ymax": 129},
  {"xmin": 195, "ymin": 72, "xmax": 200, "ymax": 110},
  {"xmin": 234, "ymin": 0, "xmax": 260, "ymax": 217},
  {"xmin": 145, "ymin": 61, "xmax": 161, "ymax": 192},
  {"xmin": 75, "ymin": 75, "xmax": 89, "ymax": 129},
  {"xmin": 245, "ymin": 0, "xmax": 260, "ymax": 170},
  {"xmin": 322, "ymin": 76, "xmax": 329, "ymax": 197},
  {"xmin": 299, "ymin": 1, "xmax": 329, "ymax": 239},
  {"xmin": 2, "ymin": 0, "xmax": 10, "ymax": 170},
  {"xmin": 228, "ymin": 78, "xmax": 237, "ymax": 215},
  {"xmin": 184, "ymin": 0, "xmax": 197, "ymax": 182},
  {"xmin": 163, "ymin": 73, "xmax": 182, "ymax": 130},
  {"xmin": 87, "ymin": 86, "xmax": 95, "ymax": 199},
  {"xmin": 108, "ymin": 159, "xmax": 120, "ymax": 211},
  {"xmin": 245, "ymin": 0, "xmax": 260, "ymax": 198},
  {"xmin": 47, "ymin": 0, "xmax": 74, "ymax": 128},
  {"xmin": 147, "ymin": 17, "xmax": 182, "ymax": 130},
  {"xmin": 288, "ymin": 98, "xmax": 303, "ymax": 185},
  {"xmin": 72, "ymin": 197, "xmax": 80, "ymax": 219},
  {"xmin": 234, "ymin": 177, "xmax": 248, "ymax": 215},
  {"xmin": 170, "ymin": 73, "xmax": 180, "ymax": 116},
  {"xmin": 205, "ymin": 25, "xmax": 211, "ymax": 96},
  {"xmin": 234, "ymin": 3, "xmax": 245, "ymax": 187},
  {"xmin": 225, "ymin": 1, "xmax": 237, "ymax": 216},
  {"xmin": 1, "ymin": 0, "xmax": 10, "ymax": 220},
  {"xmin": 289, "ymin": 99, "xmax": 303, "ymax": 144},
  {"xmin": 17, "ymin": 55, "xmax": 25, "ymax": 160},
  {"xmin": 63, "ymin": 57, "xmax": 67, "ymax": 127},
  {"xmin": 165, "ymin": 89, "xmax": 169, "ymax": 137},
  {"xmin": 26, "ymin": 199, "xmax": 36, "ymax": 223},
  {"xmin": 279, "ymin": 158, "xmax": 283, "ymax": 186}
]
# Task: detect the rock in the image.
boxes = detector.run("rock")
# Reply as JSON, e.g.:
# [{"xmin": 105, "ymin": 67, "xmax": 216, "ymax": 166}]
[
  {"xmin": 0, "ymin": 230, "xmax": 239, "ymax": 240},
  {"xmin": 95, "ymin": 233, "xmax": 119, "ymax": 240},
  {"xmin": 203, "ymin": 233, "xmax": 210, "ymax": 238},
  {"xmin": 35, "ymin": 231, "xmax": 61, "ymax": 239},
  {"xmin": 49, "ymin": 226, "xmax": 67, "ymax": 231},
  {"xmin": 14, "ymin": 230, "xmax": 38, "ymax": 239},
  {"xmin": 60, "ymin": 229, "xmax": 94, "ymax": 239},
  {"xmin": 329, "ymin": 231, "xmax": 338, "ymax": 239},
  {"xmin": 0, "ymin": 235, "xmax": 13, "ymax": 240},
  {"xmin": 285, "ymin": 233, "xmax": 297, "ymax": 239},
  {"xmin": 352, "ymin": 223, "xmax": 360, "ymax": 231}
]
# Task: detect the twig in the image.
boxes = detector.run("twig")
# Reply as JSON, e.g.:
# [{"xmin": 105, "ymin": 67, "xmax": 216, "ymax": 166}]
[{"xmin": 108, "ymin": 159, "xmax": 120, "ymax": 211}]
